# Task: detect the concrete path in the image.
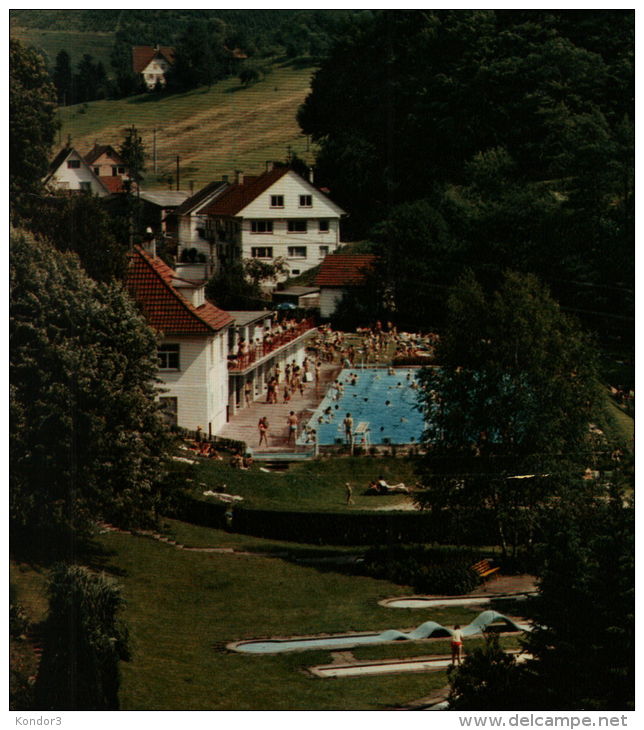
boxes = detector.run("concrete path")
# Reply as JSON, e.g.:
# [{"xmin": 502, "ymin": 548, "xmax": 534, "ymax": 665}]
[{"xmin": 216, "ymin": 360, "xmax": 341, "ymax": 452}]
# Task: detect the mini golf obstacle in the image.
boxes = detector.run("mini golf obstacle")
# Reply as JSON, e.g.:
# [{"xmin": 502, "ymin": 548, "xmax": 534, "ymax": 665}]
[
  {"xmin": 308, "ymin": 649, "xmax": 531, "ymax": 679},
  {"xmin": 228, "ymin": 610, "xmax": 531, "ymax": 655},
  {"xmin": 381, "ymin": 591, "xmax": 536, "ymax": 609}
]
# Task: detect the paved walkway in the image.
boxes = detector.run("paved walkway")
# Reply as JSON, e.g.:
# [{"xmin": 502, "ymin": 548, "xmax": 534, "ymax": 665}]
[{"xmin": 217, "ymin": 361, "xmax": 341, "ymax": 453}]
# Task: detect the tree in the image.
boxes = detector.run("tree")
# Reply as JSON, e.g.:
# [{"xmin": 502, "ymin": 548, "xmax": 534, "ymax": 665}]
[
  {"xmin": 10, "ymin": 230, "xmax": 173, "ymax": 539},
  {"xmin": 369, "ymin": 198, "xmax": 463, "ymax": 330},
  {"xmin": 416, "ymin": 270, "xmax": 605, "ymax": 556},
  {"xmin": 447, "ymin": 482, "xmax": 634, "ymax": 710},
  {"xmin": 118, "ymin": 125, "xmax": 146, "ymax": 189},
  {"xmin": 34, "ymin": 565, "xmax": 129, "ymax": 710},
  {"xmin": 26, "ymin": 192, "xmax": 129, "ymax": 282},
  {"xmin": 204, "ymin": 256, "xmax": 287, "ymax": 310},
  {"xmin": 448, "ymin": 634, "xmax": 526, "ymax": 710},
  {"xmin": 52, "ymin": 49, "xmax": 73, "ymax": 104},
  {"xmin": 521, "ymin": 483, "xmax": 634, "ymax": 710},
  {"xmin": 10, "ymin": 38, "xmax": 58, "ymax": 221}
]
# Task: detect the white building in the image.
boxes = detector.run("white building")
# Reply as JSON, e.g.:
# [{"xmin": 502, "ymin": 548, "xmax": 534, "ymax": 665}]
[
  {"xmin": 132, "ymin": 45, "xmax": 175, "ymax": 89},
  {"xmin": 44, "ymin": 147, "xmax": 112, "ymax": 196},
  {"xmin": 315, "ymin": 253, "xmax": 378, "ymax": 318},
  {"xmin": 126, "ymin": 245, "xmax": 232, "ymax": 434},
  {"xmin": 192, "ymin": 165, "xmax": 346, "ymax": 280},
  {"xmin": 174, "ymin": 179, "xmax": 230, "ymax": 281}
]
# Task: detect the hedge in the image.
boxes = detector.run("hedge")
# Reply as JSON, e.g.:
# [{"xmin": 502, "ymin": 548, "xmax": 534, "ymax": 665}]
[{"xmin": 168, "ymin": 498, "xmax": 501, "ymax": 546}]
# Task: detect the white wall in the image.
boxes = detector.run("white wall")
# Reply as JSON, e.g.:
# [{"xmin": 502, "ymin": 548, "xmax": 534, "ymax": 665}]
[
  {"xmin": 158, "ymin": 331, "xmax": 229, "ymax": 432},
  {"xmin": 319, "ymin": 287, "xmax": 345, "ymax": 318},
  {"xmin": 49, "ymin": 152, "xmax": 106, "ymax": 196}
]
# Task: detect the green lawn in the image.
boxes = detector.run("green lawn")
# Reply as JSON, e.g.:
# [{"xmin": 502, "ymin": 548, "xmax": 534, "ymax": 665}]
[
  {"xmin": 56, "ymin": 61, "xmax": 317, "ymax": 189},
  {"xmin": 190, "ymin": 455, "xmax": 421, "ymax": 511},
  {"xmin": 11, "ymin": 519, "xmax": 504, "ymax": 710},
  {"xmin": 111, "ymin": 524, "xmax": 487, "ymax": 710}
]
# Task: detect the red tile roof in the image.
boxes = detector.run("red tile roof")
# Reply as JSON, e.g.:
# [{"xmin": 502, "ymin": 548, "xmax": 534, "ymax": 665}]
[
  {"xmin": 315, "ymin": 254, "xmax": 378, "ymax": 287},
  {"xmin": 98, "ymin": 176, "xmax": 125, "ymax": 194},
  {"xmin": 132, "ymin": 45, "xmax": 175, "ymax": 74},
  {"xmin": 126, "ymin": 247, "xmax": 232, "ymax": 335},
  {"xmin": 85, "ymin": 144, "xmax": 124, "ymax": 165},
  {"xmin": 202, "ymin": 167, "xmax": 290, "ymax": 217}
]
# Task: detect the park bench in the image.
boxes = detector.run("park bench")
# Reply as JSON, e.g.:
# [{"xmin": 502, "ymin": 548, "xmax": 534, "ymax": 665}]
[{"xmin": 471, "ymin": 559, "xmax": 500, "ymax": 580}]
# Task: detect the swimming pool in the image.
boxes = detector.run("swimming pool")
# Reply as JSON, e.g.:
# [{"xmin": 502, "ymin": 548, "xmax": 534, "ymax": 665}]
[{"xmin": 298, "ymin": 367, "xmax": 426, "ymax": 446}]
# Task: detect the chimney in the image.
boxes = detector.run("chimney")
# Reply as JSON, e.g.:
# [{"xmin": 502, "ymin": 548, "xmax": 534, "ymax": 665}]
[
  {"xmin": 222, "ymin": 174, "xmax": 229, "ymax": 183},
  {"xmin": 308, "ymin": 166, "xmax": 314, "ymax": 184},
  {"xmin": 235, "ymin": 170, "xmax": 244, "ymax": 185}
]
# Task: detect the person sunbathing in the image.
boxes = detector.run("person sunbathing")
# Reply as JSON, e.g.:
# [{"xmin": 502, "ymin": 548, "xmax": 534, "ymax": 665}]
[{"xmin": 376, "ymin": 476, "xmax": 409, "ymax": 494}]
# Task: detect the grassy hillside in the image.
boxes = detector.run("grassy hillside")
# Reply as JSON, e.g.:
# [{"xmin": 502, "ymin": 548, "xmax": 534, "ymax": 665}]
[
  {"xmin": 10, "ymin": 27, "xmax": 115, "ymax": 72},
  {"xmin": 57, "ymin": 61, "xmax": 317, "ymax": 190}
]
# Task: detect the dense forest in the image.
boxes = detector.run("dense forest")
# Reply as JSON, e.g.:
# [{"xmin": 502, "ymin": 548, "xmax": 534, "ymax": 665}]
[
  {"xmin": 298, "ymin": 10, "xmax": 634, "ymax": 343},
  {"xmin": 12, "ymin": 9, "xmax": 365, "ymax": 102}
]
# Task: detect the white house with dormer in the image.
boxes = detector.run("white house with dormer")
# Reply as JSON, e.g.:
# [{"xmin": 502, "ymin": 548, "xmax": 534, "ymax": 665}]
[{"xmin": 198, "ymin": 165, "xmax": 346, "ymax": 280}]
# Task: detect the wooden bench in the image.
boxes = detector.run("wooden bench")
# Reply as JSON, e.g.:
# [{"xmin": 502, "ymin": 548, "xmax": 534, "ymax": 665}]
[{"xmin": 471, "ymin": 559, "xmax": 500, "ymax": 580}]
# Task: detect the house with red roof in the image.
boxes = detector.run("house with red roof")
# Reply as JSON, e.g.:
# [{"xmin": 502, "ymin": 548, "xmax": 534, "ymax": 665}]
[
  {"xmin": 126, "ymin": 245, "xmax": 232, "ymax": 432},
  {"xmin": 84, "ymin": 143, "xmax": 130, "ymax": 182},
  {"xmin": 192, "ymin": 164, "xmax": 346, "ymax": 281},
  {"xmin": 44, "ymin": 146, "xmax": 112, "ymax": 196},
  {"xmin": 132, "ymin": 45, "xmax": 175, "ymax": 89},
  {"xmin": 315, "ymin": 253, "xmax": 378, "ymax": 318},
  {"xmin": 126, "ymin": 244, "xmax": 319, "ymax": 429}
]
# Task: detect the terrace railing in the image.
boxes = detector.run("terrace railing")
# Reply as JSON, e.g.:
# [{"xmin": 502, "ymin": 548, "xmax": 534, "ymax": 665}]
[{"xmin": 228, "ymin": 318, "xmax": 316, "ymax": 372}]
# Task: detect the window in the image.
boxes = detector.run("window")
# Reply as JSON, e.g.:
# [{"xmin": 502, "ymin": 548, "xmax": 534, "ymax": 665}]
[
  {"xmin": 158, "ymin": 344, "xmax": 180, "ymax": 370},
  {"xmin": 319, "ymin": 245, "xmax": 329, "ymax": 257},
  {"xmin": 318, "ymin": 219, "xmax": 330, "ymax": 232},
  {"xmin": 299, "ymin": 194, "xmax": 312, "ymax": 207},
  {"xmin": 159, "ymin": 397, "xmax": 178, "ymax": 426},
  {"xmin": 117, "ymin": 166, "xmax": 126, "ymax": 175},
  {"xmin": 93, "ymin": 167, "xmax": 100, "ymax": 175},
  {"xmin": 251, "ymin": 246, "xmax": 273, "ymax": 258},
  {"xmin": 251, "ymin": 220, "xmax": 273, "ymax": 234},
  {"xmin": 79, "ymin": 182, "xmax": 92, "ymax": 192},
  {"xmin": 287, "ymin": 220, "xmax": 307, "ymax": 233},
  {"xmin": 291, "ymin": 269, "xmax": 300, "ymax": 276},
  {"xmin": 270, "ymin": 195, "xmax": 284, "ymax": 207},
  {"xmin": 288, "ymin": 246, "xmax": 307, "ymax": 258},
  {"xmin": 67, "ymin": 159, "xmax": 80, "ymax": 169}
]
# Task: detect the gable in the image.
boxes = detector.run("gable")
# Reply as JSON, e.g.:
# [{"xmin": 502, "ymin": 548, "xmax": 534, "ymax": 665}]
[{"xmin": 237, "ymin": 171, "xmax": 346, "ymax": 219}]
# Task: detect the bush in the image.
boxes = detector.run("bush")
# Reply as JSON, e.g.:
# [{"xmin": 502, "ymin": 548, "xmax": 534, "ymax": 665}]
[
  {"xmin": 361, "ymin": 545, "xmax": 480, "ymax": 594},
  {"xmin": 10, "ymin": 602, "xmax": 30, "ymax": 639}
]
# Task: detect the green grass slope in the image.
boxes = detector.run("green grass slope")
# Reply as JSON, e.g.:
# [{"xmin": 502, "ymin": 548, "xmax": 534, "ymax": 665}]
[{"xmin": 56, "ymin": 61, "xmax": 317, "ymax": 189}]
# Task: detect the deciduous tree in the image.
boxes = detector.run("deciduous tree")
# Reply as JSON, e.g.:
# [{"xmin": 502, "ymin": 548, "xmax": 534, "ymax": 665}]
[
  {"xmin": 10, "ymin": 231, "xmax": 172, "ymax": 539},
  {"xmin": 416, "ymin": 270, "xmax": 605, "ymax": 555},
  {"xmin": 10, "ymin": 38, "xmax": 57, "ymax": 221},
  {"xmin": 34, "ymin": 565, "xmax": 129, "ymax": 710}
]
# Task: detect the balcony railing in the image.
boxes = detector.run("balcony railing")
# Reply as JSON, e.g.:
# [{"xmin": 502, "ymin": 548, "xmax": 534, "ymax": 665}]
[{"xmin": 228, "ymin": 319, "xmax": 316, "ymax": 372}]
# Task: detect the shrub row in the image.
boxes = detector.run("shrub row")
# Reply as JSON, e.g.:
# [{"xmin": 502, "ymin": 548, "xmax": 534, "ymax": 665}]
[
  {"xmin": 170, "ymin": 497, "xmax": 495, "ymax": 545},
  {"xmin": 361, "ymin": 545, "xmax": 480, "ymax": 594}
]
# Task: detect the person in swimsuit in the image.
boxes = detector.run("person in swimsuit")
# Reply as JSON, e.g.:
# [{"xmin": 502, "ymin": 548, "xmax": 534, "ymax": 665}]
[
  {"xmin": 287, "ymin": 411, "xmax": 298, "ymax": 445},
  {"xmin": 451, "ymin": 625, "xmax": 464, "ymax": 665}
]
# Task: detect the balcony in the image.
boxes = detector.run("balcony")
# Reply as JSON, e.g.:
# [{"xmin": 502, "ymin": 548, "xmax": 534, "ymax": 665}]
[{"xmin": 228, "ymin": 318, "xmax": 316, "ymax": 373}]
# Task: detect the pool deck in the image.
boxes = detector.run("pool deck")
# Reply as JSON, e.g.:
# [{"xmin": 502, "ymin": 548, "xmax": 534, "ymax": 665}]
[{"xmin": 216, "ymin": 361, "xmax": 342, "ymax": 453}]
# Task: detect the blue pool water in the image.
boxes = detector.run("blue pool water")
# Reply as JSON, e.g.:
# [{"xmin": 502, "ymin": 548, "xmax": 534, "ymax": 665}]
[{"xmin": 298, "ymin": 368, "xmax": 425, "ymax": 446}]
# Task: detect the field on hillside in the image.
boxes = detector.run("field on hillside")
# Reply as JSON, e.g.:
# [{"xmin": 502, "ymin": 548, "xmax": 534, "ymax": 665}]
[
  {"xmin": 10, "ymin": 27, "xmax": 115, "ymax": 71},
  {"xmin": 57, "ymin": 62, "xmax": 317, "ymax": 190}
]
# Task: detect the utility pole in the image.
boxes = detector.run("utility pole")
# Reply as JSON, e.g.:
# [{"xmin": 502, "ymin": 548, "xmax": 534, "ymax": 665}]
[{"xmin": 176, "ymin": 155, "xmax": 180, "ymax": 191}]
